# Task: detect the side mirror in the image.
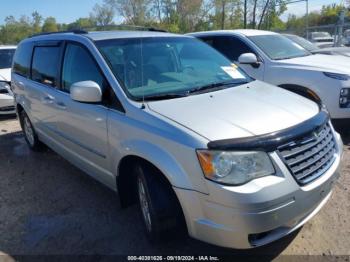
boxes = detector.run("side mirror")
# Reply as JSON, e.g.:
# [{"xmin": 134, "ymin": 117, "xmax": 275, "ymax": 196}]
[
  {"xmin": 70, "ymin": 81, "xmax": 102, "ymax": 103},
  {"xmin": 238, "ymin": 53, "xmax": 259, "ymax": 65}
]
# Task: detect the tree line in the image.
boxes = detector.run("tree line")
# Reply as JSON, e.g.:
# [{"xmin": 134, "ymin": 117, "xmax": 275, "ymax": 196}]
[{"xmin": 0, "ymin": 0, "xmax": 347, "ymax": 44}]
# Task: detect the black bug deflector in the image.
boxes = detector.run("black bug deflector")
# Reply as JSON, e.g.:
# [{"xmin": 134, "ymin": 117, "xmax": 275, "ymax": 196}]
[{"xmin": 207, "ymin": 110, "xmax": 329, "ymax": 152}]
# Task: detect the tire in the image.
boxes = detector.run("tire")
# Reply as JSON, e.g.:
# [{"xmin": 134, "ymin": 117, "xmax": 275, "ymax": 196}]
[
  {"xmin": 135, "ymin": 164, "xmax": 185, "ymax": 242},
  {"xmin": 19, "ymin": 111, "xmax": 43, "ymax": 151}
]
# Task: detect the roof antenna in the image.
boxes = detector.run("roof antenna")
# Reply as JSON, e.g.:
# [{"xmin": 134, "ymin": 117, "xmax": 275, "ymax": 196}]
[{"xmin": 140, "ymin": 31, "xmax": 146, "ymax": 109}]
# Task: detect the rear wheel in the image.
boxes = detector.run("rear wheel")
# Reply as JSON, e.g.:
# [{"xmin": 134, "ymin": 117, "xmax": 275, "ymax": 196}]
[
  {"xmin": 135, "ymin": 164, "xmax": 185, "ymax": 242},
  {"xmin": 19, "ymin": 111, "xmax": 43, "ymax": 151}
]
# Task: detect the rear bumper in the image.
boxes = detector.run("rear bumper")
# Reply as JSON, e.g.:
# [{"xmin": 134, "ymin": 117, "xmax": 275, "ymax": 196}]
[{"xmin": 175, "ymin": 133, "xmax": 343, "ymax": 249}]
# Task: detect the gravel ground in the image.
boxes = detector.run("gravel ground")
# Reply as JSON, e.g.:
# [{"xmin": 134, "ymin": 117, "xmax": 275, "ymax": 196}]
[{"xmin": 0, "ymin": 116, "xmax": 349, "ymax": 260}]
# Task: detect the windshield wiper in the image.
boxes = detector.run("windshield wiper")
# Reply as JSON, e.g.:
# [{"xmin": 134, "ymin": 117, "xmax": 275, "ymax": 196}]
[
  {"xmin": 142, "ymin": 92, "xmax": 189, "ymax": 101},
  {"xmin": 188, "ymin": 81, "xmax": 248, "ymax": 94},
  {"xmin": 137, "ymin": 80, "xmax": 249, "ymax": 101}
]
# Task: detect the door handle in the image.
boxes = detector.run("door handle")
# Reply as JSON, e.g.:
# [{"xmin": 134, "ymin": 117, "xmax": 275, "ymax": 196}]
[
  {"xmin": 56, "ymin": 101, "xmax": 67, "ymax": 110},
  {"xmin": 42, "ymin": 95, "xmax": 55, "ymax": 104}
]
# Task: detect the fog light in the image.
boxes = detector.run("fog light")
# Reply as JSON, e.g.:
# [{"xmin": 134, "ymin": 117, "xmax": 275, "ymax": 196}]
[
  {"xmin": 340, "ymin": 88, "xmax": 350, "ymax": 108},
  {"xmin": 341, "ymin": 89, "xmax": 349, "ymax": 96},
  {"xmin": 340, "ymin": 97, "xmax": 348, "ymax": 104}
]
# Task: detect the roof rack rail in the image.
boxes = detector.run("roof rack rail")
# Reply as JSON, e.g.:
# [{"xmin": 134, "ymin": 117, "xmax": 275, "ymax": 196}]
[
  {"xmin": 82, "ymin": 25, "xmax": 168, "ymax": 33},
  {"xmin": 29, "ymin": 29, "xmax": 88, "ymax": 38}
]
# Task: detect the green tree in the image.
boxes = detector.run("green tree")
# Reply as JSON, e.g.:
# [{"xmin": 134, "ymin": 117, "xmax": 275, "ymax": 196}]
[
  {"xmin": 90, "ymin": 0, "xmax": 116, "ymax": 26},
  {"xmin": 67, "ymin": 17, "xmax": 96, "ymax": 30},
  {"xmin": 31, "ymin": 11, "xmax": 43, "ymax": 33},
  {"xmin": 285, "ymin": 3, "xmax": 347, "ymax": 36},
  {"xmin": 42, "ymin": 17, "xmax": 58, "ymax": 32},
  {"xmin": 0, "ymin": 15, "xmax": 33, "ymax": 44}
]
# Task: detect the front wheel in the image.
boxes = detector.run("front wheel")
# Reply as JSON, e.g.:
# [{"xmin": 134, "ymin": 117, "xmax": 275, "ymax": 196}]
[{"xmin": 135, "ymin": 165, "xmax": 185, "ymax": 242}]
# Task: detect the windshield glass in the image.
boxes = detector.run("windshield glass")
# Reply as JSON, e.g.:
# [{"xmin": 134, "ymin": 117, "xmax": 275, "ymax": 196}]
[
  {"xmin": 284, "ymin": 35, "xmax": 319, "ymax": 52},
  {"xmin": 96, "ymin": 37, "xmax": 251, "ymax": 100},
  {"xmin": 249, "ymin": 34, "xmax": 311, "ymax": 60},
  {"xmin": 0, "ymin": 49, "xmax": 15, "ymax": 69}
]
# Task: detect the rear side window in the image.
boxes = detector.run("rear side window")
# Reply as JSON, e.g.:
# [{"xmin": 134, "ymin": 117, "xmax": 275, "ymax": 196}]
[
  {"xmin": 31, "ymin": 45, "xmax": 61, "ymax": 87},
  {"xmin": 202, "ymin": 36, "xmax": 254, "ymax": 61},
  {"xmin": 0, "ymin": 49, "xmax": 16, "ymax": 69},
  {"xmin": 13, "ymin": 42, "xmax": 33, "ymax": 77}
]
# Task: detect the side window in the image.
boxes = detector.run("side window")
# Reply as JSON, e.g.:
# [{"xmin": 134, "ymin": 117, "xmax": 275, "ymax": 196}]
[
  {"xmin": 62, "ymin": 43, "xmax": 104, "ymax": 93},
  {"xmin": 201, "ymin": 37, "xmax": 214, "ymax": 47},
  {"xmin": 13, "ymin": 42, "xmax": 33, "ymax": 77},
  {"xmin": 31, "ymin": 45, "xmax": 61, "ymax": 87},
  {"xmin": 213, "ymin": 36, "xmax": 254, "ymax": 61}
]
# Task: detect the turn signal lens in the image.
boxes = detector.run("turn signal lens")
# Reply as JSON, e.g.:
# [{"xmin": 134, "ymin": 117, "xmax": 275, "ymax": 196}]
[{"xmin": 197, "ymin": 151, "xmax": 215, "ymax": 178}]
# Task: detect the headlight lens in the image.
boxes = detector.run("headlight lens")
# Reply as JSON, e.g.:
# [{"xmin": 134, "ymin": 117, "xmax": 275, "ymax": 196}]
[
  {"xmin": 0, "ymin": 81, "xmax": 11, "ymax": 94},
  {"xmin": 323, "ymin": 72, "xmax": 350, "ymax": 81},
  {"xmin": 197, "ymin": 150, "xmax": 275, "ymax": 185}
]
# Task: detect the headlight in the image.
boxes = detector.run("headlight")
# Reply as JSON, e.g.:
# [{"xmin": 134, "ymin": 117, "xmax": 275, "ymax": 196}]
[
  {"xmin": 0, "ymin": 81, "xmax": 11, "ymax": 94},
  {"xmin": 197, "ymin": 150, "xmax": 275, "ymax": 185},
  {"xmin": 340, "ymin": 88, "xmax": 350, "ymax": 108},
  {"xmin": 323, "ymin": 72, "xmax": 350, "ymax": 81}
]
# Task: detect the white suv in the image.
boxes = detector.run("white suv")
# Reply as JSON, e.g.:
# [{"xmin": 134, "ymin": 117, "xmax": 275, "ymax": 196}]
[{"xmin": 189, "ymin": 30, "xmax": 350, "ymax": 120}]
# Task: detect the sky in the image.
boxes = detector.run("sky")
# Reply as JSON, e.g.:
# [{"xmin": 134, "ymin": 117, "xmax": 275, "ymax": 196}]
[
  {"xmin": 0, "ymin": 0, "xmax": 104, "ymax": 24},
  {"xmin": 0, "ymin": 0, "xmax": 345, "ymax": 25}
]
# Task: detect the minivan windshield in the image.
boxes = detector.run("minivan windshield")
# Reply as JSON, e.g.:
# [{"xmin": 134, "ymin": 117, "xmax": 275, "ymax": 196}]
[
  {"xmin": 0, "ymin": 49, "xmax": 16, "ymax": 69},
  {"xmin": 96, "ymin": 37, "xmax": 251, "ymax": 100},
  {"xmin": 249, "ymin": 34, "xmax": 311, "ymax": 60}
]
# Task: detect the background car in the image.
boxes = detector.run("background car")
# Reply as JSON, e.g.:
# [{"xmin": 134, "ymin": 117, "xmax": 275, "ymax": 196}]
[
  {"xmin": 342, "ymin": 29, "xmax": 350, "ymax": 46},
  {"xmin": 308, "ymin": 31, "xmax": 334, "ymax": 48},
  {"xmin": 0, "ymin": 45, "xmax": 16, "ymax": 115},
  {"xmin": 284, "ymin": 34, "xmax": 350, "ymax": 57},
  {"xmin": 189, "ymin": 30, "xmax": 350, "ymax": 120}
]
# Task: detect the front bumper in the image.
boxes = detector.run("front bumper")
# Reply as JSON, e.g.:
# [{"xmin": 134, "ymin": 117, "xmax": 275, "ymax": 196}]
[
  {"xmin": 0, "ymin": 94, "xmax": 15, "ymax": 115},
  {"xmin": 330, "ymin": 107, "xmax": 350, "ymax": 119},
  {"xmin": 175, "ymin": 132, "xmax": 343, "ymax": 249}
]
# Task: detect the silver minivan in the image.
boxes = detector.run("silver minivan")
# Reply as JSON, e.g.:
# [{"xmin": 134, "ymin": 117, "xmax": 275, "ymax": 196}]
[{"xmin": 12, "ymin": 30, "xmax": 343, "ymax": 249}]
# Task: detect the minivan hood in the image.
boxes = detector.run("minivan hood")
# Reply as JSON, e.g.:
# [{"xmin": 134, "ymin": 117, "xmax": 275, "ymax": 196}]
[
  {"xmin": 277, "ymin": 54, "xmax": 350, "ymax": 74},
  {"xmin": 148, "ymin": 80, "xmax": 319, "ymax": 141},
  {"xmin": 0, "ymin": 68, "xmax": 11, "ymax": 82}
]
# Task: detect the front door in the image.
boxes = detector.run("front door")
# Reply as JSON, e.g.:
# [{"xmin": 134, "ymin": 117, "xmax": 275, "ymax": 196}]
[{"xmin": 54, "ymin": 42, "xmax": 111, "ymax": 184}]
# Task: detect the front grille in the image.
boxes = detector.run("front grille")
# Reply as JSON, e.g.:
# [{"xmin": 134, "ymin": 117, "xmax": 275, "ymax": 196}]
[
  {"xmin": 0, "ymin": 88, "xmax": 9, "ymax": 94},
  {"xmin": 0, "ymin": 106, "xmax": 15, "ymax": 112},
  {"xmin": 277, "ymin": 123, "xmax": 337, "ymax": 185}
]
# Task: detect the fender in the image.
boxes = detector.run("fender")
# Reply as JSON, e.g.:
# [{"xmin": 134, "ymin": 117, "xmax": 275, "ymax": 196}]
[
  {"xmin": 116, "ymin": 139, "xmax": 199, "ymax": 192},
  {"xmin": 278, "ymin": 84, "xmax": 321, "ymax": 103}
]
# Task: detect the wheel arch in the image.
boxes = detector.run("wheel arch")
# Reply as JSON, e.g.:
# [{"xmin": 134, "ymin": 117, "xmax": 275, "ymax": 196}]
[
  {"xmin": 16, "ymin": 103, "xmax": 24, "ymax": 113},
  {"xmin": 116, "ymin": 154, "xmax": 185, "ymax": 208},
  {"xmin": 278, "ymin": 84, "xmax": 322, "ymax": 104}
]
